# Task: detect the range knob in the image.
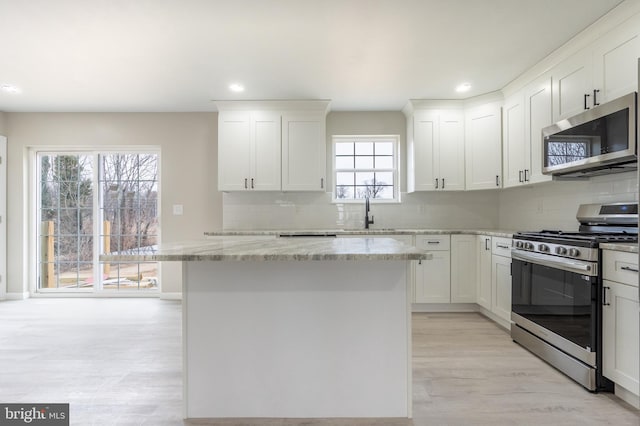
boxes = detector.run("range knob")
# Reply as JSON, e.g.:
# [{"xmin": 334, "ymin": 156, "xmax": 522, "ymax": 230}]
[
  {"xmin": 568, "ymin": 248, "xmax": 580, "ymax": 257},
  {"xmin": 538, "ymin": 244, "xmax": 550, "ymax": 252},
  {"xmin": 524, "ymin": 242, "xmax": 535, "ymax": 250},
  {"xmin": 516, "ymin": 241, "xmax": 524, "ymax": 249},
  {"xmin": 555, "ymin": 246, "xmax": 568, "ymax": 256}
]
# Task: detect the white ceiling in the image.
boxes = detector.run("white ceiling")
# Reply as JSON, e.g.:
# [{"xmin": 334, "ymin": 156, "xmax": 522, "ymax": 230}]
[{"xmin": 0, "ymin": 0, "xmax": 625, "ymax": 112}]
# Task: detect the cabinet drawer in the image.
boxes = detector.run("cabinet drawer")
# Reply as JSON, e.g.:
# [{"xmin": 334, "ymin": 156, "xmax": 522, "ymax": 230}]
[
  {"xmin": 415, "ymin": 235, "xmax": 450, "ymax": 251},
  {"xmin": 603, "ymin": 250, "xmax": 639, "ymax": 287},
  {"xmin": 492, "ymin": 237, "xmax": 512, "ymax": 257}
]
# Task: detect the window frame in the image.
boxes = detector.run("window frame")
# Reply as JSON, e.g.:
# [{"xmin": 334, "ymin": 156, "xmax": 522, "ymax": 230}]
[{"xmin": 331, "ymin": 135, "xmax": 401, "ymax": 203}]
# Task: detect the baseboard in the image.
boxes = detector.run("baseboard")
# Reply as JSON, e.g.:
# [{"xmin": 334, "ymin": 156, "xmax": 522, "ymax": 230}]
[
  {"xmin": 412, "ymin": 303, "xmax": 479, "ymax": 313},
  {"xmin": 615, "ymin": 384, "xmax": 640, "ymax": 409},
  {"xmin": 477, "ymin": 306, "xmax": 511, "ymax": 331},
  {"xmin": 160, "ymin": 292, "xmax": 182, "ymax": 301}
]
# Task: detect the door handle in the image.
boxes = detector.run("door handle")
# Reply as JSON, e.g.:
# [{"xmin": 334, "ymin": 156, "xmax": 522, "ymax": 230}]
[
  {"xmin": 485, "ymin": 238, "xmax": 490, "ymax": 250},
  {"xmin": 621, "ymin": 266, "xmax": 639, "ymax": 273},
  {"xmin": 495, "ymin": 175, "xmax": 499, "ymax": 187},
  {"xmin": 435, "ymin": 178, "xmax": 439, "ymax": 189},
  {"xmin": 320, "ymin": 178, "xmax": 324, "ymax": 189},
  {"xmin": 524, "ymin": 169, "xmax": 529, "ymax": 182},
  {"xmin": 251, "ymin": 178, "xmax": 254, "ymax": 189},
  {"xmin": 584, "ymin": 93, "xmax": 590, "ymax": 110},
  {"xmin": 519, "ymin": 170, "xmax": 523, "ymax": 183},
  {"xmin": 602, "ymin": 285, "xmax": 610, "ymax": 306},
  {"xmin": 593, "ymin": 89, "xmax": 600, "ymax": 107},
  {"xmin": 244, "ymin": 178, "xmax": 248, "ymax": 189},
  {"xmin": 442, "ymin": 178, "xmax": 445, "ymax": 189}
]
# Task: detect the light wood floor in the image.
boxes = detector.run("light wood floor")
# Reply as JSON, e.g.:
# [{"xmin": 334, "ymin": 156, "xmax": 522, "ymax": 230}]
[{"xmin": 0, "ymin": 299, "xmax": 638, "ymax": 425}]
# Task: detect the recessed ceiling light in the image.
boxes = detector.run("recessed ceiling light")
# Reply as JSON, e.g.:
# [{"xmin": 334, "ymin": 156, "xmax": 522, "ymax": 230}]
[
  {"xmin": 1, "ymin": 84, "xmax": 21, "ymax": 94},
  {"xmin": 229, "ymin": 83, "xmax": 245, "ymax": 93},
  {"xmin": 455, "ymin": 83, "xmax": 471, "ymax": 93}
]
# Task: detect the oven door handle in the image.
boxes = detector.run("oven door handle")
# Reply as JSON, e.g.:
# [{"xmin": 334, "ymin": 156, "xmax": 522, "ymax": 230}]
[{"xmin": 511, "ymin": 250, "xmax": 598, "ymax": 276}]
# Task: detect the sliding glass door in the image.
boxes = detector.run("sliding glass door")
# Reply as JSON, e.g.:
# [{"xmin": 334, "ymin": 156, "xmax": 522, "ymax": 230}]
[{"xmin": 37, "ymin": 151, "xmax": 159, "ymax": 293}]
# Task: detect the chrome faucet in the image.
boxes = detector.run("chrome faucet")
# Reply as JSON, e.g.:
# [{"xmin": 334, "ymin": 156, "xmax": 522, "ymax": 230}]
[{"xmin": 364, "ymin": 196, "xmax": 374, "ymax": 229}]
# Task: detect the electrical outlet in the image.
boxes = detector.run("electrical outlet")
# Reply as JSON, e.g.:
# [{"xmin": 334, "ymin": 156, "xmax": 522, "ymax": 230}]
[{"xmin": 173, "ymin": 204, "xmax": 184, "ymax": 215}]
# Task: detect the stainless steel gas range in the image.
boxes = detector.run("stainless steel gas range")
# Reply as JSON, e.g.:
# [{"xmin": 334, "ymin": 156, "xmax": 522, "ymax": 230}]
[{"xmin": 511, "ymin": 202, "xmax": 638, "ymax": 392}]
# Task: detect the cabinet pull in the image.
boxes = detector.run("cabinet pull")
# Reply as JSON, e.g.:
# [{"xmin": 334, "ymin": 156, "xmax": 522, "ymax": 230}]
[
  {"xmin": 584, "ymin": 93, "xmax": 590, "ymax": 110},
  {"xmin": 602, "ymin": 285, "xmax": 610, "ymax": 306},
  {"xmin": 496, "ymin": 244, "xmax": 510, "ymax": 249},
  {"xmin": 524, "ymin": 169, "xmax": 529, "ymax": 182},
  {"xmin": 495, "ymin": 175, "xmax": 499, "ymax": 187},
  {"xmin": 251, "ymin": 178, "xmax": 254, "ymax": 189},
  {"xmin": 518, "ymin": 170, "xmax": 523, "ymax": 183},
  {"xmin": 427, "ymin": 241, "xmax": 440, "ymax": 245},
  {"xmin": 621, "ymin": 266, "xmax": 639, "ymax": 273},
  {"xmin": 320, "ymin": 178, "xmax": 324, "ymax": 189},
  {"xmin": 442, "ymin": 178, "xmax": 445, "ymax": 189},
  {"xmin": 244, "ymin": 178, "xmax": 248, "ymax": 189},
  {"xmin": 435, "ymin": 178, "xmax": 439, "ymax": 189},
  {"xmin": 485, "ymin": 238, "xmax": 490, "ymax": 250},
  {"xmin": 593, "ymin": 89, "xmax": 600, "ymax": 107}
]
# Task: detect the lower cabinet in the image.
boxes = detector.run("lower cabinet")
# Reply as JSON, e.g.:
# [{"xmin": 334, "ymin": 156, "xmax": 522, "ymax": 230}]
[
  {"xmin": 491, "ymin": 254, "xmax": 512, "ymax": 324},
  {"xmin": 475, "ymin": 235, "xmax": 512, "ymax": 327},
  {"xmin": 602, "ymin": 250, "xmax": 639, "ymax": 405},
  {"xmin": 477, "ymin": 235, "xmax": 492, "ymax": 310},
  {"xmin": 414, "ymin": 235, "xmax": 451, "ymax": 303},
  {"xmin": 450, "ymin": 235, "xmax": 477, "ymax": 303}
]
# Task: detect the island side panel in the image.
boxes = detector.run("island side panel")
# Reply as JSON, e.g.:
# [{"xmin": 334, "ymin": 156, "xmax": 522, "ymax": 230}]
[{"xmin": 182, "ymin": 259, "xmax": 411, "ymax": 419}]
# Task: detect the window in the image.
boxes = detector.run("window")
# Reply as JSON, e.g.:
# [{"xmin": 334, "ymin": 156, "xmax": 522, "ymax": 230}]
[{"xmin": 333, "ymin": 135, "xmax": 399, "ymax": 202}]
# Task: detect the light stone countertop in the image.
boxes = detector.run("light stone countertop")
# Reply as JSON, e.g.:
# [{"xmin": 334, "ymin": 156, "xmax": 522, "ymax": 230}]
[
  {"xmin": 99, "ymin": 237, "xmax": 431, "ymax": 262},
  {"xmin": 204, "ymin": 229, "xmax": 516, "ymax": 238},
  {"xmin": 600, "ymin": 243, "xmax": 638, "ymax": 253}
]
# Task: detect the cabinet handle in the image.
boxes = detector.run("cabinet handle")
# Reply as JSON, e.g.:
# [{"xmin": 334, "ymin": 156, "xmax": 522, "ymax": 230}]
[
  {"xmin": 524, "ymin": 169, "xmax": 529, "ymax": 182},
  {"xmin": 593, "ymin": 89, "xmax": 600, "ymax": 107},
  {"xmin": 496, "ymin": 244, "xmax": 510, "ymax": 249},
  {"xmin": 320, "ymin": 178, "xmax": 324, "ymax": 189},
  {"xmin": 244, "ymin": 178, "xmax": 248, "ymax": 189},
  {"xmin": 602, "ymin": 285, "xmax": 610, "ymax": 306},
  {"xmin": 485, "ymin": 238, "xmax": 490, "ymax": 250},
  {"xmin": 518, "ymin": 170, "xmax": 523, "ymax": 183},
  {"xmin": 495, "ymin": 175, "xmax": 499, "ymax": 187},
  {"xmin": 584, "ymin": 93, "xmax": 590, "ymax": 110},
  {"xmin": 251, "ymin": 178, "xmax": 254, "ymax": 189},
  {"xmin": 442, "ymin": 178, "xmax": 445, "ymax": 189},
  {"xmin": 427, "ymin": 241, "xmax": 440, "ymax": 245},
  {"xmin": 435, "ymin": 178, "xmax": 439, "ymax": 189},
  {"xmin": 621, "ymin": 266, "xmax": 639, "ymax": 273}
]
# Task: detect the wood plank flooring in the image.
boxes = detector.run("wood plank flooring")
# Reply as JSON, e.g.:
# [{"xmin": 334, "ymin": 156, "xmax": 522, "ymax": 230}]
[{"xmin": 0, "ymin": 299, "xmax": 638, "ymax": 425}]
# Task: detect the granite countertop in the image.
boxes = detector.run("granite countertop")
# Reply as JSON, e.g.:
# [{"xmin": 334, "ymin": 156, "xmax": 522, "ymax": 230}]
[
  {"xmin": 600, "ymin": 243, "xmax": 638, "ymax": 253},
  {"xmin": 204, "ymin": 229, "xmax": 515, "ymax": 238},
  {"xmin": 99, "ymin": 237, "xmax": 431, "ymax": 262}
]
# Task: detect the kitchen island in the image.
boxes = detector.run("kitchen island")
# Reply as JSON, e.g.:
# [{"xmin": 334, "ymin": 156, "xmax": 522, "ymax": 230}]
[{"xmin": 101, "ymin": 237, "xmax": 429, "ymax": 419}]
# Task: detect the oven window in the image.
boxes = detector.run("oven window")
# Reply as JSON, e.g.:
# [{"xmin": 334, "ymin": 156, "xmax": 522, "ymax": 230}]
[{"xmin": 512, "ymin": 261, "xmax": 595, "ymax": 349}]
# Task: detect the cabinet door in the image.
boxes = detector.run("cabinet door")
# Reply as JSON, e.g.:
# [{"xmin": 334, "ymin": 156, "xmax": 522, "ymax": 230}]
[
  {"xmin": 551, "ymin": 48, "xmax": 593, "ymax": 122},
  {"xmin": 477, "ymin": 236, "xmax": 492, "ymax": 310},
  {"xmin": 450, "ymin": 235, "xmax": 477, "ymax": 303},
  {"xmin": 410, "ymin": 111, "xmax": 438, "ymax": 191},
  {"xmin": 414, "ymin": 251, "xmax": 451, "ymax": 303},
  {"xmin": 282, "ymin": 112, "xmax": 326, "ymax": 191},
  {"xmin": 502, "ymin": 91, "xmax": 526, "ymax": 188},
  {"xmin": 592, "ymin": 14, "xmax": 640, "ymax": 104},
  {"xmin": 218, "ymin": 111, "xmax": 252, "ymax": 191},
  {"xmin": 465, "ymin": 103, "xmax": 502, "ymax": 190},
  {"xmin": 524, "ymin": 75, "xmax": 553, "ymax": 185},
  {"xmin": 251, "ymin": 111, "xmax": 282, "ymax": 191},
  {"xmin": 492, "ymin": 255, "xmax": 512, "ymax": 324},
  {"xmin": 603, "ymin": 280, "xmax": 639, "ymax": 394},
  {"xmin": 438, "ymin": 111, "xmax": 465, "ymax": 191}
]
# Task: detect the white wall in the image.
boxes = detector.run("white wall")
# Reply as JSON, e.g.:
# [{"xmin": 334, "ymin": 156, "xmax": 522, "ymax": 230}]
[
  {"xmin": 0, "ymin": 112, "xmax": 6, "ymax": 135},
  {"xmin": 498, "ymin": 172, "xmax": 638, "ymax": 231},
  {"xmin": 5, "ymin": 112, "xmax": 221, "ymax": 297}
]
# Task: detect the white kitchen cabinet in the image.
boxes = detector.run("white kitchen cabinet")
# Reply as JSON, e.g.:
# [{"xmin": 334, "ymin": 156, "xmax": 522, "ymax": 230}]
[
  {"xmin": 281, "ymin": 112, "xmax": 326, "ymax": 191},
  {"xmin": 523, "ymin": 75, "xmax": 553, "ymax": 185},
  {"xmin": 502, "ymin": 91, "xmax": 526, "ymax": 188},
  {"xmin": 552, "ymin": 14, "xmax": 640, "ymax": 121},
  {"xmin": 218, "ymin": 111, "xmax": 281, "ymax": 191},
  {"xmin": 414, "ymin": 235, "xmax": 451, "ymax": 303},
  {"xmin": 492, "ymin": 254, "xmax": 512, "ymax": 325},
  {"xmin": 407, "ymin": 109, "xmax": 464, "ymax": 192},
  {"xmin": 465, "ymin": 102, "xmax": 502, "ymax": 190},
  {"xmin": 602, "ymin": 250, "xmax": 639, "ymax": 406},
  {"xmin": 450, "ymin": 235, "xmax": 477, "ymax": 303},
  {"xmin": 477, "ymin": 235, "xmax": 492, "ymax": 311}
]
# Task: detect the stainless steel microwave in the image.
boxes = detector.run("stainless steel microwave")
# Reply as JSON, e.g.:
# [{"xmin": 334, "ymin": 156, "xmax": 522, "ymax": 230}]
[{"xmin": 542, "ymin": 92, "xmax": 637, "ymax": 177}]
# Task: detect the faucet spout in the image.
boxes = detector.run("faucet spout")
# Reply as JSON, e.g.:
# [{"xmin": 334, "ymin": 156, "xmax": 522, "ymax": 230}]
[{"xmin": 364, "ymin": 196, "xmax": 374, "ymax": 229}]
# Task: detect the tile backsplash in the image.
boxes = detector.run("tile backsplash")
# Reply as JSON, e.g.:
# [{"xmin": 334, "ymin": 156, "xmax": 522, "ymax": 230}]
[{"xmin": 222, "ymin": 172, "xmax": 638, "ymax": 232}]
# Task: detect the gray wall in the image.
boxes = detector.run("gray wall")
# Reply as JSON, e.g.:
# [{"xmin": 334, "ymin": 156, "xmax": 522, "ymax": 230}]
[
  {"xmin": 5, "ymin": 112, "xmax": 222, "ymax": 297},
  {"xmin": 0, "ymin": 112, "xmax": 6, "ymax": 135}
]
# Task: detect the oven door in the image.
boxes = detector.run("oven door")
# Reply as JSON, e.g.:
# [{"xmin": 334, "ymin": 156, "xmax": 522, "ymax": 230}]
[{"xmin": 511, "ymin": 250, "xmax": 598, "ymax": 367}]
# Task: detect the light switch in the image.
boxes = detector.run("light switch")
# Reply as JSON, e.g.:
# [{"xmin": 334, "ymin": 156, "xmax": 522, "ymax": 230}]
[{"xmin": 173, "ymin": 204, "xmax": 184, "ymax": 215}]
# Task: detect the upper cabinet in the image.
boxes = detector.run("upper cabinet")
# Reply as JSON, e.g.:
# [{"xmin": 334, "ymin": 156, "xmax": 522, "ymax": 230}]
[
  {"xmin": 406, "ymin": 106, "xmax": 465, "ymax": 192},
  {"xmin": 502, "ymin": 90, "xmax": 526, "ymax": 188},
  {"xmin": 217, "ymin": 101, "xmax": 329, "ymax": 192},
  {"xmin": 465, "ymin": 101, "xmax": 502, "ymax": 190},
  {"xmin": 552, "ymin": 14, "xmax": 640, "ymax": 122}
]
